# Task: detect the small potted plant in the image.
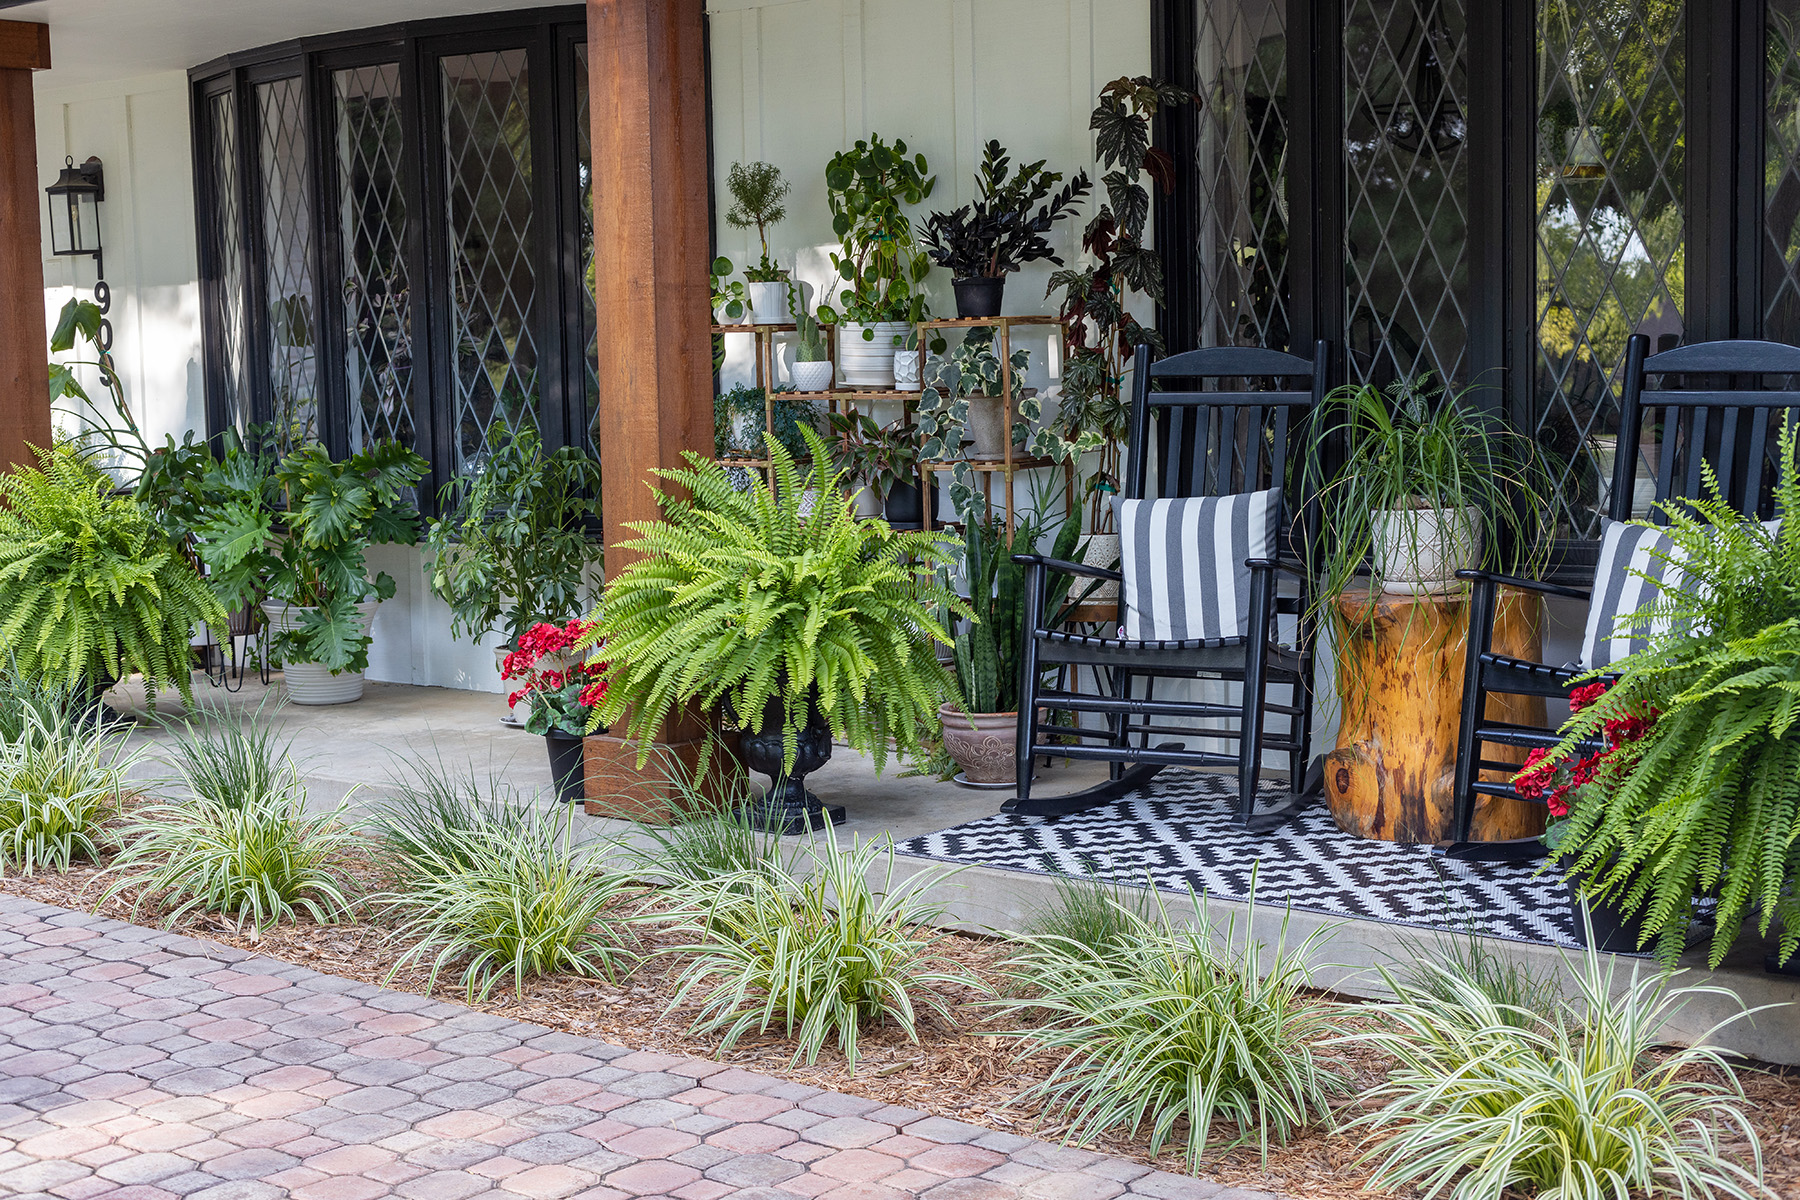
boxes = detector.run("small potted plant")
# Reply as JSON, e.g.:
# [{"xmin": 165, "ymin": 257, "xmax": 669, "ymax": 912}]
[
  {"xmin": 921, "ymin": 139, "xmax": 1090, "ymax": 318},
  {"xmin": 826, "ymin": 410, "xmax": 924, "ymax": 524},
  {"xmin": 502, "ymin": 618, "xmax": 609, "ymax": 804},
  {"xmin": 917, "ymin": 329, "xmax": 1033, "ymax": 461},
  {"xmin": 821, "ymin": 134, "xmax": 936, "ymax": 388},
  {"xmin": 725, "ymin": 161, "xmax": 791, "ymax": 324},
  {"xmin": 790, "ymin": 306, "xmax": 835, "ymax": 392},
  {"xmin": 424, "ymin": 420, "xmax": 602, "ymax": 722},
  {"xmin": 196, "ymin": 439, "xmax": 426, "ymax": 706}
]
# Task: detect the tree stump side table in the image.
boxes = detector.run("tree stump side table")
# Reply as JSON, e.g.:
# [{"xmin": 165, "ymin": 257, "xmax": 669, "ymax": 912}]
[{"xmin": 1323, "ymin": 586, "xmax": 1547, "ymax": 844}]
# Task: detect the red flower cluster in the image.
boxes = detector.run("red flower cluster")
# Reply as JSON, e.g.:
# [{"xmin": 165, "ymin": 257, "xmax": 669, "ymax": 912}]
[
  {"xmin": 501, "ymin": 618, "xmax": 607, "ymax": 711},
  {"xmin": 1512, "ymin": 679, "xmax": 1656, "ymax": 818}
]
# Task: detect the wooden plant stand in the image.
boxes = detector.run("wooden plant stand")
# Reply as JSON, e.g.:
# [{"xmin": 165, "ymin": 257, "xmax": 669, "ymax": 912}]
[{"xmin": 1323, "ymin": 586, "xmax": 1548, "ymax": 845}]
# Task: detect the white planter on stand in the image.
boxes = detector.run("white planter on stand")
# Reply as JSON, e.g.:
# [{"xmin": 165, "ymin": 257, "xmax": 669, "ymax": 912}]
[
  {"xmin": 262, "ymin": 599, "xmax": 380, "ymax": 705},
  {"xmin": 1370, "ymin": 505, "xmax": 1480, "ymax": 594},
  {"xmin": 791, "ymin": 360, "xmax": 834, "ymax": 392},
  {"xmin": 745, "ymin": 280, "xmax": 789, "ymax": 325},
  {"xmin": 838, "ymin": 321, "xmax": 911, "ymax": 388}
]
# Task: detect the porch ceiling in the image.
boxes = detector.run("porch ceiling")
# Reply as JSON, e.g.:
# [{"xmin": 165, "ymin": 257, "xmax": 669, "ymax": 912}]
[{"xmin": 3, "ymin": 0, "xmax": 561, "ymax": 90}]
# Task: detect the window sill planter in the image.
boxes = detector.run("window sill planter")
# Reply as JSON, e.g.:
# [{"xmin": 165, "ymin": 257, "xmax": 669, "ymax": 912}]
[{"xmin": 261, "ymin": 600, "xmax": 379, "ymax": 706}]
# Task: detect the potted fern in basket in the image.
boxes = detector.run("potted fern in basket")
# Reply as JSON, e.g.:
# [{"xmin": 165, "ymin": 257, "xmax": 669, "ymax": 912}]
[{"xmin": 580, "ymin": 428, "xmax": 965, "ymax": 833}]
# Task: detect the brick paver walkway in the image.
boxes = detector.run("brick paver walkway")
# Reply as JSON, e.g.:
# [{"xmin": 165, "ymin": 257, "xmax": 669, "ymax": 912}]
[{"xmin": 0, "ymin": 896, "xmax": 1258, "ymax": 1200}]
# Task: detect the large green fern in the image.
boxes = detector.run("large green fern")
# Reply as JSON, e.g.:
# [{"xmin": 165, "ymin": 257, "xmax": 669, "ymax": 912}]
[
  {"xmin": 1543, "ymin": 420, "xmax": 1800, "ymax": 967},
  {"xmin": 585, "ymin": 430, "xmax": 968, "ymax": 772},
  {"xmin": 0, "ymin": 445, "xmax": 225, "ymax": 703}
]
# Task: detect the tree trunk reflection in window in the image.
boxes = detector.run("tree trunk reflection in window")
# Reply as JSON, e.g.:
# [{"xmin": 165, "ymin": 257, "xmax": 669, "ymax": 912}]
[{"xmin": 1534, "ymin": 0, "xmax": 1685, "ymax": 539}]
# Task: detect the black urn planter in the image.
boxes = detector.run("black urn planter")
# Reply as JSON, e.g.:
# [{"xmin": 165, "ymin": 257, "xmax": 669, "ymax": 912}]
[
  {"xmin": 884, "ymin": 480, "xmax": 924, "ymax": 526},
  {"xmin": 1563, "ymin": 870, "xmax": 1651, "ymax": 953},
  {"xmin": 544, "ymin": 731, "xmax": 587, "ymax": 804},
  {"xmin": 738, "ymin": 691, "xmax": 846, "ymax": 835},
  {"xmin": 953, "ymin": 276, "xmax": 1005, "ymax": 318}
]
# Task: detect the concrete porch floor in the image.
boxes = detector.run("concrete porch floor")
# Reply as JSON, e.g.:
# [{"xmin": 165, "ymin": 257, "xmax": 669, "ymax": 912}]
[{"xmin": 103, "ymin": 674, "xmax": 1800, "ymax": 1066}]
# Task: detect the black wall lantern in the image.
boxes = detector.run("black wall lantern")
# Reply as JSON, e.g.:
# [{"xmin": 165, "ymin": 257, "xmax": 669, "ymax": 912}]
[{"xmin": 45, "ymin": 155, "xmax": 114, "ymax": 356}]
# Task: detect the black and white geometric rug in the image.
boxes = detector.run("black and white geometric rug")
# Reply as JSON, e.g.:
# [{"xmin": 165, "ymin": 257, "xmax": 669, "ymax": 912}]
[{"xmin": 897, "ymin": 770, "xmax": 1584, "ymax": 950}]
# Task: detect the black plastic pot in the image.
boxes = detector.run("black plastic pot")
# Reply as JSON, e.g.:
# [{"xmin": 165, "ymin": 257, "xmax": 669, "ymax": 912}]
[
  {"xmin": 544, "ymin": 731, "xmax": 587, "ymax": 804},
  {"xmin": 953, "ymin": 276, "xmax": 1005, "ymax": 318},
  {"xmin": 884, "ymin": 480, "xmax": 923, "ymax": 526},
  {"xmin": 1563, "ymin": 870, "xmax": 1651, "ymax": 953},
  {"xmin": 738, "ymin": 690, "xmax": 845, "ymax": 835}
]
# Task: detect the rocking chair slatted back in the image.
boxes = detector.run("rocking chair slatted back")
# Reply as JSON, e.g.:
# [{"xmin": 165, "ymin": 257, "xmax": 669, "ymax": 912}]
[{"xmin": 1619, "ymin": 334, "xmax": 1800, "ymax": 524}]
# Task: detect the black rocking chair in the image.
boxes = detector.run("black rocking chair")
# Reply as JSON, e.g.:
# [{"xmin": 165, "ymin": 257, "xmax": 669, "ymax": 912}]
[
  {"xmin": 1448, "ymin": 334, "xmax": 1800, "ymax": 859},
  {"xmin": 1007, "ymin": 340, "xmax": 1331, "ymax": 828}
]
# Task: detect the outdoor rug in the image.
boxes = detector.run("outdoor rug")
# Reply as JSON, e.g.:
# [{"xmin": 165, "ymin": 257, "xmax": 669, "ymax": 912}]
[{"xmin": 897, "ymin": 769, "xmax": 1586, "ymax": 950}]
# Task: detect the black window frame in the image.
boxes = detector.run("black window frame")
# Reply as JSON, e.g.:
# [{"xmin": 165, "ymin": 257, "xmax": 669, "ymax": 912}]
[
  {"xmin": 1154, "ymin": 0, "xmax": 1781, "ymax": 571},
  {"xmin": 189, "ymin": 5, "xmax": 593, "ymax": 510}
]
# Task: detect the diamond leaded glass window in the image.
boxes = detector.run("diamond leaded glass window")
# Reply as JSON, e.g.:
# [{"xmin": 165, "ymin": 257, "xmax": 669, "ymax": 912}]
[
  {"xmin": 207, "ymin": 91, "xmax": 250, "ymax": 435},
  {"xmin": 1534, "ymin": 0, "xmax": 1685, "ymax": 538},
  {"xmin": 257, "ymin": 78, "xmax": 318, "ymax": 451},
  {"xmin": 441, "ymin": 49, "xmax": 539, "ymax": 476},
  {"xmin": 1193, "ymin": 0, "xmax": 1289, "ymax": 352},
  {"xmin": 335, "ymin": 64, "xmax": 414, "ymax": 456},
  {"xmin": 1765, "ymin": 1, "xmax": 1800, "ymax": 343}
]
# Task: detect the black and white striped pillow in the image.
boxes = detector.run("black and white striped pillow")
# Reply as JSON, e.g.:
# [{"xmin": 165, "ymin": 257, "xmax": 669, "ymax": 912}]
[
  {"xmin": 1114, "ymin": 490, "xmax": 1280, "ymax": 642},
  {"xmin": 1580, "ymin": 519, "xmax": 1689, "ymax": 670}
]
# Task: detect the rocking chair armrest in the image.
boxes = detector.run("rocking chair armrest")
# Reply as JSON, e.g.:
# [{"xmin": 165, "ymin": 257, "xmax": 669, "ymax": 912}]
[
  {"xmin": 1244, "ymin": 556, "xmax": 1310, "ymax": 579},
  {"xmin": 1455, "ymin": 568, "xmax": 1592, "ymax": 603},
  {"xmin": 1011, "ymin": 553, "xmax": 1122, "ymax": 582}
]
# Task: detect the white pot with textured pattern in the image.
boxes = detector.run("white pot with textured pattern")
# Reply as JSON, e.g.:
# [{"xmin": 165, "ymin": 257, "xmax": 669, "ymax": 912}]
[
  {"xmin": 838, "ymin": 321, "xmax": 911, "ymax": 388},
  {"xmin": 1371, "ymin": 504, "xmax": 1480, "ymax": 595},
  {"xmin": 262, "ymin": 599, "xmax": 380, "ymax": 705}
]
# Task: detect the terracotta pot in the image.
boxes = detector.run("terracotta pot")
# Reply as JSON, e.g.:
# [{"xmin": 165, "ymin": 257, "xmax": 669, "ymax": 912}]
[{"xmin": 938, "ymin": 703, "xmax": 1018, "ymax": 785}]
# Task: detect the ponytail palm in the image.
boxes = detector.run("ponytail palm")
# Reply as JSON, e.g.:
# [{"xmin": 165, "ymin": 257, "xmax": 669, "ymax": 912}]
[{"xmin": 585, "ymin": 430, "xmax": 966, "ymax": 772}]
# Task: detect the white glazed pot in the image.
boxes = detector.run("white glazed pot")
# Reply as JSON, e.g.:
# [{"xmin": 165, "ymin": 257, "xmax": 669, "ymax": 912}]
[
  {"xmin": 745, "ymin": 280, "xmax": 789, "ymax": 325},
  {"xmin": 1370, "ymin": 505, "xmax": 1480, "ymax": 595},
  {"xmin": 262, "ymin": 599, "xmax": 380, "ymax": 705},
  {"xmin": 892, "ymin": 349, "xmax": 921, "ymax": 390},
  {"xmin": 838, "ymin": 321, "xmax": 911, "ymax": 388},
  {"xmin": 791, "ymin": 359, "xmax": 834, "ymax": 392}
]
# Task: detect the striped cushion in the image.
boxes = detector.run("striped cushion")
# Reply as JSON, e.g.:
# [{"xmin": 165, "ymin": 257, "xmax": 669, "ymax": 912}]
[
  {"xmin": 1114, "ymin": 490, "xmax": 1279, "ymax": 641},
  {"xmin": 1579, "ymin": 519, "xmax": 1689, "ymax": 670}
]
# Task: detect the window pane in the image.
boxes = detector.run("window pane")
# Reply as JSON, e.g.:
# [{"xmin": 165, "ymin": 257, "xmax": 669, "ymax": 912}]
[
  {"xmin": 335, "ymin": 63, "xmax": 415, "ymax": 457},
  {"xmin": 1192, "ymin": 0, "xmax": 1289, "ymax": 352},
  {"xmin": 207, "ymin": 91, "xmax": 250, "ymax": 435},
  {"xmin": 441, "ymin": 49, "xmax": 538, "ymax": 475},
  {"xmin": 1765, "ymin": 2, "xmax": 1800, "ymax": 342},
  {"xmin": 575, "ymin": 41, "xmax": 599, "ymax": 451},
  {"xmin": 1534, "ymin": 0, "xmax": 1685, "ymax": 538},
  {"xmin": 1343, "ymin": 0, "xmax": 1470, "ymax": 384},
  {"xmin": 257, "ymin": 78, "xmax": 317, "ymax": 451}
]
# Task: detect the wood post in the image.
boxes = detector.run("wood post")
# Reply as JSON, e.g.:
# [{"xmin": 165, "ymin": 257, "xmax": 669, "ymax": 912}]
[
  {"xmin": 0, "ymin": 21, "xmax": 51, "ymax": 474},
  {"xmin": 582, "ymin": 0, "xmax": 717, "ymax": 812}
]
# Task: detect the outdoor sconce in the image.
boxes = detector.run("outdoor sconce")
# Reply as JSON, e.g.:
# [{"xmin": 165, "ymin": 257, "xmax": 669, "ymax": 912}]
[{"xmin": 46, "ymin": 155, "xmax": 105, "ymax": 272}]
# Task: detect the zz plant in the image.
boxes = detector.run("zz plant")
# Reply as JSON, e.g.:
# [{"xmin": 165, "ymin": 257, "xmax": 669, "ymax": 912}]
[
  {"xmin": 195, "ymin": 439, "xmax": 427, "ymax": 674},
  {"xmin": 1535, "ymin": 421, "xmax": 1800, "ymax": 968},
  {"xmin": 0, "ymin": 444, "xmax": 225, "ymax": 703},
  {"xmin": 425, "ymin": 421, "xmax": 602, "ymax": 648},
  {"xmin": 583, "ymin": 428, "xmax": 966, "ymax": 773}
]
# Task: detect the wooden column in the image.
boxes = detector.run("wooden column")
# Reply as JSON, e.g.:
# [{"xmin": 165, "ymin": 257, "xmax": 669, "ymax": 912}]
[
  {"xmin": 582, "ymin": 0, "xmax": 718, "ymax": 818},
  {"xmin": 0, "ymin": 22, "xmax": 51, "ymax": 474}
]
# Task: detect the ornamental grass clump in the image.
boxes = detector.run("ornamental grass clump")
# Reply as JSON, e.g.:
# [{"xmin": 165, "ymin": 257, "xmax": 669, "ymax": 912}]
[
  {"xmin": 1339, "ymin": 936, "xmax": 1773, "ymax": 1200},
  {"xmin": 1021, "ymin": 863, "xmax": 1154, "ymax": 968},
  {"xmin": 996, "ymin": 886, "xmax": 1346, "ymax": 1168},
  {"xmin": 368, "ymin": 753, "xmax": 542, "ymax": 881},
  {"xmin": 625, "ymin": 754, "xmax": 785, "ymax": 889},
  {"xmin": 375, "ymin": 803, "xmax": 638, "ymax": 1000},
  {"xmin": 661, "ymin": 834, "xmax": 973, "ymax": 1072},
  {"xmin": 103, "ymin": 722, "xmax": 356, "ymax": 930},
  {"xmin": 0, "ymin": 702, "xmax": 135, "ymax": 875}
]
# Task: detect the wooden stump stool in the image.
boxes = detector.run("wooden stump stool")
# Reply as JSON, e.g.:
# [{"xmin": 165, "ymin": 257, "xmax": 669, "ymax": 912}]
[{"xmin": 1323, "ymin": 586, "xmax": 1547, "ymax": 844}]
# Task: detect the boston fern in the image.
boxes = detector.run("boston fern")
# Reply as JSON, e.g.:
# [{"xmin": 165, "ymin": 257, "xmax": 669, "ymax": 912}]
[
  {"xmin": 585, "ymin": 429, "xmax": 968, "ymax": 773},
  {"xmin": 0, "ymin": 445, "xmax": 225, "ymax": 702},
  {"xmin": 1540, "ymin": 421, "xmax": 1800, "ymax": 967}
]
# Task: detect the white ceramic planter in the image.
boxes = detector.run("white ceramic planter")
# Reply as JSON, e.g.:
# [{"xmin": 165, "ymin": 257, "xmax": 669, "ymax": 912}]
[
  {"xmin": 745, "ymin": 280, "xmax": 790, "ymax": 325},
  {"xmin": 838, "ymin": 321, "xmax": 911, "ymax": 388},
  {"xmin": 892, "ymin": 349, "xmax": 921, "ymax": 390},
  {"xmin": 851, "ymin": 485, "xmax": 883, "ymax": 518},
  {"xmin": 791, "ymin": 359, "xmax": 834, "ymax": 392},
  {"xmin": 1370, "ymin": 505, "xmax": 1480, "ymax": 594},
  {"xmin": 262, "ymin": 599, "xmax": 380, "ymax": 705}
]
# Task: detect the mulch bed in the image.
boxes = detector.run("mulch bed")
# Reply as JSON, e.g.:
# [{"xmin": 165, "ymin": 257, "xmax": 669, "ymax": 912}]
[{"xmin": 3, "ymin": 821, "xmax": 1797, "ymax": 1200}]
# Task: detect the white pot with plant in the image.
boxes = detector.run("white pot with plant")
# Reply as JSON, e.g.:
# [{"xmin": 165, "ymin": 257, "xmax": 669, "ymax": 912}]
[
  {"xmin": 1310, "ymin": 376, "xmax": 1550, "ymax": 605},
  {"xmin": 822, "ymin": 134, "xmax": 936, "ymax": 388},
  {"xmin": 725, "ymin": 159, "xmax": 791, "ymax": 324},
  {"xmin": 790, "ymin": 308, "xmax": 835, "ymax": 392}
]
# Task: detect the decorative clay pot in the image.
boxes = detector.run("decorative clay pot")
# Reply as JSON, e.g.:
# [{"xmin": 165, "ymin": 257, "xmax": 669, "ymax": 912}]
[
  {"xmin": 938, "ymin": 703, "xmax": 1018, "ymax": 786},
  {"xmin": 262, "ymin": 599, "xmax": 379, "ymax": 705},
  {"xmin": 1370, "ymin": 504, "xmax": 1480, "ymax": 594}
]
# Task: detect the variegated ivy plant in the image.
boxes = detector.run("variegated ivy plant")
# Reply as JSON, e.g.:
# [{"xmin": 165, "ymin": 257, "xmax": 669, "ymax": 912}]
[{"xmin": 915, "ymin": 330, "xmax": 1036, "ymax": 519}]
